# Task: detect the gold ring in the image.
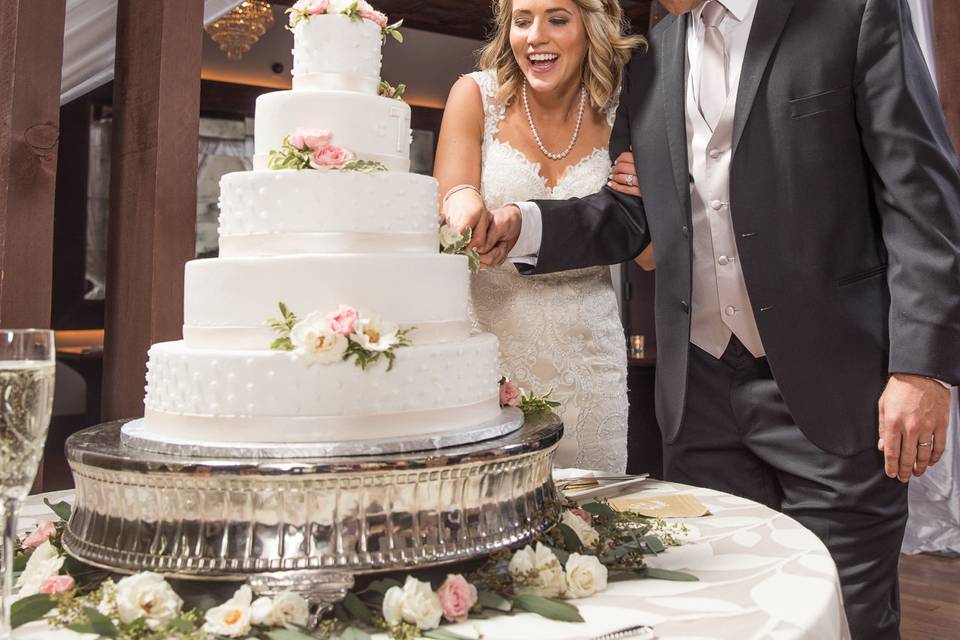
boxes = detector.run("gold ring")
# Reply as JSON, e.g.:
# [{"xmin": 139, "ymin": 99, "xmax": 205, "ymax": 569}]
[{"xmin": 918, "ymin": 441, "xmax": 933, "ymax": 447}]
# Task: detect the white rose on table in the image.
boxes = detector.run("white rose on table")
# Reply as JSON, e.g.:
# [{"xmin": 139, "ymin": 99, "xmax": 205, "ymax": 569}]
[
  {"xmin": 382, "ymin": 576, "xmax": 443, "ymax": 631},
  {"xmin": 15, "ymin": 540, "xmax": 65, "ymax": 597},
  {"xmin": 203, "ymin": 585, "xmax": 253, "ymax": 637},
  {"xmin": 563, "ymin": 553, "xmax": 608, "ymax": 598},
  {"xmin": 290, "ymin": 312, "xmax": 348, "ymax": 364},
  {"xmin": 115, "ymin": 572, "xmax": 183, "ymax": 628},
  {"xmin": 560, "ymin": 509, "xmax": 600, "ymax": 548},
  {"xmin": 250, "ymin": 591, "xmax": 310, "ymax": 628},
  {"xmin": 508, "ymin": 542, "xmax": 567, "ymax": 598}
]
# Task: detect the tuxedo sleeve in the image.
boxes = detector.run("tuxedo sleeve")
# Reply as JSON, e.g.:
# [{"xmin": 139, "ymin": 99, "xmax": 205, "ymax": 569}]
[
  {"xmin": 855, "ymin": 0, "xmax": 960, "ymax": 384},
  {"xmin": 519, "ymin": 58, "xmax": 650, "ymax": 276}
]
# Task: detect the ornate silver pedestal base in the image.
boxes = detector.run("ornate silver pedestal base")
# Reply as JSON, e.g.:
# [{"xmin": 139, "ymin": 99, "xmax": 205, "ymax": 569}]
[{"xmin": 63, "ymin": 413, "xmax": 562, "ymax": 607}]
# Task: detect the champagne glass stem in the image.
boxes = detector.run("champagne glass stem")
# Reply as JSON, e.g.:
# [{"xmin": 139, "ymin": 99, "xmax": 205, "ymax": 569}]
[{"xmin": 0, "ymin": 497, "xmax": 18, "ymax": 640}]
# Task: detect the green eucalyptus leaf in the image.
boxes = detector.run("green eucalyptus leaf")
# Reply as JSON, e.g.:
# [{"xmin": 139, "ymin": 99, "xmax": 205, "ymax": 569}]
[
  {"xmin": 10, "ymin": 593, "xmax": 56, "ymax": 629},
  {"xmin": 512, "ymin": 594, "xmax": 584, "ymax": 622},
  {"xmin": 580, "ymin": 502, "xmax": 619, "ymax": 519},
  {"xmin": 13, "ymin": 552, "xmax": 28, "ymax": 572},
  {"xmin": 167, "ymin": 617, "xmax": 198, "ymax": 632},
  {"xmin": 44, "ymin": 498, "xmax": 72, "ymax": 522},
  {"xmin": 643, "ymin": 535, "xmax": 666, "ymax": 554},
  {"xmin": 478, "ymin": 590, "xmax": 512, "ymax": 612},
  {"xmin": 82, "ymin": 607, "xmax": 119, "ymax": 637},
  {"xmin": 557, "ymin": 523, "xmax": 583, "ymax": 553},
  {"xmin": 641, "ymin": 567, "xmax": 699, "ymax": 582},
  {"xmin": 342, "ymin": 591, "xmax": 374, "ymax": 624}
]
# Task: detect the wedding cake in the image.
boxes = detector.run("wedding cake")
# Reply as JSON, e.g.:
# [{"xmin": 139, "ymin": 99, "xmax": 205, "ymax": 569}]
[{"xmin": 137, "ymin": 2, "xmax": 503, "ymax": 445}]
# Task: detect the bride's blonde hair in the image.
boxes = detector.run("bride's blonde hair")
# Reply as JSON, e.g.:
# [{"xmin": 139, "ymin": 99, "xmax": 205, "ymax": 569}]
[{"xmin": 478, "ymin": 0, "xmax": 646, "ymax": 110}]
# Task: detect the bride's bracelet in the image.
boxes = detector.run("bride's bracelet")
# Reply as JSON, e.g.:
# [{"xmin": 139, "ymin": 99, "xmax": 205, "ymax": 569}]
[{"xmin": 443, "ymin": 184, "xmax": 482, "ymax": 203}]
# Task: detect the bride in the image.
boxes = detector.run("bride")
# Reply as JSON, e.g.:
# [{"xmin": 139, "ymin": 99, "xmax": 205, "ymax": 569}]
[{"xmin": 434, "ymin": 0, "xmax": 650, "ymax": 471}]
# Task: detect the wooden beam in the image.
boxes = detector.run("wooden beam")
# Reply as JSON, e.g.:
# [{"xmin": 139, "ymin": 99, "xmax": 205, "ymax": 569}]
[
  {"xmin": 933, "ymin": 0, "xmax": 960, "ymax": 153},
  {"xmin": 102, "ymin": 1, "xmax": 204, "ymax": 420},
  {"xmin": 0, "ymin": 0, "xmax": 66, "ymax": 329}
]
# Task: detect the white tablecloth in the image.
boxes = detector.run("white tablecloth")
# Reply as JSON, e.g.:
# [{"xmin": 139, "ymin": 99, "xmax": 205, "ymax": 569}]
[{"xmin": 13, "ymin": 482, "xmax": 850, "ymax": 639}]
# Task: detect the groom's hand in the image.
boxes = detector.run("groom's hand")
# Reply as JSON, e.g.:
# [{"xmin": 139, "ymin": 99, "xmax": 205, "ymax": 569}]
[
  {"xmin": 877, "ymin": 374, "xmax": 951, "ymax": 482},
  {"xmin": 477, "ymin": 205, "xmax": 522, "ymax": 268}
]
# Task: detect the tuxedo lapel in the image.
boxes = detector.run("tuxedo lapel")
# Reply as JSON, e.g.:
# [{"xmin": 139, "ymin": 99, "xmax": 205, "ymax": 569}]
[
  {"xmin": 658, "ymin": 14, "xmax": 691, "ymax": 217},
  {"xmin": 732, "ymin": 0, "xmax": 795, "ymax": 155}
]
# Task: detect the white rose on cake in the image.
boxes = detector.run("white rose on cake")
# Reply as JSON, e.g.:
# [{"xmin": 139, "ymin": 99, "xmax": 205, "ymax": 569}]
[
  {"xmin": 382, "ymin": 576, "xmax": 443, "ymax": 631},
  {"xmin": 290, "ymin": 312, "xmax": 348, "ymax": 364},
  {"xmin": 115, "ymin": 572, "xmax": 183, "ymax": 628},
  {"xmin": 204, "ymin": 585, "xmax": 253, "ymax": 637},
  {"xmin": 439, "ymin": 224, "xmax": 463, "ymax": 249},
  {"xmin": 353, "ymin": 316, "xmax": 400, "ymax": 352},
  {"xmin": 508, "ymin": 542, "xmax": 567, "ymax": 598},
  {"xmin": 563, "ymin": 553, "xmax": 608, "ymax": 598}
]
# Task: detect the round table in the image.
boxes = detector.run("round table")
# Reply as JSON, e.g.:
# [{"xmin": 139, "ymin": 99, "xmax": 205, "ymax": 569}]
[{"xmin": 14, "ymin": 481, "xmax": 850, "ymax": 639}]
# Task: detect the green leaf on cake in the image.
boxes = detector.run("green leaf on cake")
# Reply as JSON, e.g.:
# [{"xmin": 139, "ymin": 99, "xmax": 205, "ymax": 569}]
[
  {"xmin": 268, "ymin": 302, "xmax": 298, "ymax": 351},
  {"xmin": 340, "ymin": 159, "xmax": 388, "ymax": 173}
]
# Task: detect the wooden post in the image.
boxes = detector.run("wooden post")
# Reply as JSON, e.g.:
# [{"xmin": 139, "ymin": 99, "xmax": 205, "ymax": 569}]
[
  {"xmin": 933, "ymin": 0, "xmax": 960, "ymax": 152},
  {"xmin": 0, "ymin": 0, "xmax": 66, "ymax": 329},
  {"xmin": 102, "ymin": 1, "xmax": 203, "ymax": 420}
]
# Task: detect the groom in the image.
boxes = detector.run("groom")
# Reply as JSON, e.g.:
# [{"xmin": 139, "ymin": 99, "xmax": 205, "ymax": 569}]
[{"xmin": 469, "ymin": 0, "xmax": 960, "ymax": 638}]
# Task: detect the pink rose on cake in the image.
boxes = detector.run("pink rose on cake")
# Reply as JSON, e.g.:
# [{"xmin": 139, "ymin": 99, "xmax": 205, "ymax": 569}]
[
  {"xmin": 499, "ymin": 379, "xmax": 522, "ymax": 407},
  {"xmin": 356, "ymin": 1, "xmax": 389, "ymax": 27},
  {"xmin": 353, "ymin": 316, "xmax": 400, "ymax": 352},
  {"xmin": 290, "ymin": 312, "xmax": 348, "ymax": 364},
  {"xmin": 436, "ymin": 574, "xmax": 478, "ymax": 623},
  {"xmin": 309, "ymin": 144, "xmax": 355, "ymax": 170},
  {"xmin": 327, "ymin": 305, "xmax": 359, "ymax": 336},
  {"xmin": 288, "ymin": 128, "xmax": 331, "ymax": 150}
]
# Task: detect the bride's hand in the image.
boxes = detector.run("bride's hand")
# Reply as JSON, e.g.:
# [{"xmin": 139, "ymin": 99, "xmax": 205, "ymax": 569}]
[
  {"xmin": 608, "ymin": 150, "xmax": 641, "ymax": 197},
  {"xmin": 443, "ymin": 186, "xmax": 489, "ymax": 250}
]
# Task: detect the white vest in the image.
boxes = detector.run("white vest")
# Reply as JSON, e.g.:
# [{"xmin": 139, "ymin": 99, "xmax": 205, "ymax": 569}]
[{"xmin": 685, "ymin": 66, "xmax": 765, "ymax": 358}]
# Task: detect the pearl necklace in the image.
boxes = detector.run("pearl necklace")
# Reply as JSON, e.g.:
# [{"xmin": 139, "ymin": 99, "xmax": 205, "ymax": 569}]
[{"xmin": 523, "ymin": 81, "xmax": 587, "ymax": 161}]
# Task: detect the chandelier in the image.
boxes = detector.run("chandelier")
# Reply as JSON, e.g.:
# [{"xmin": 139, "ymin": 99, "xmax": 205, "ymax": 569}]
[{"xmin": 206, "ymin": 1, "xmax": 275, "ymax": 61}]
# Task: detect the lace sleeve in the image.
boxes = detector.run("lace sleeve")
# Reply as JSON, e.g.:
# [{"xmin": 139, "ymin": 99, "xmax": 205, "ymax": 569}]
[{"xmin": 465, "ymin": 70, "xmax": 506, "ymax": 141}]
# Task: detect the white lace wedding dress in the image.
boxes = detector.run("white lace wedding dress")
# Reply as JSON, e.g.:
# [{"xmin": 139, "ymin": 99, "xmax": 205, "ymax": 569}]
[{"xmin": 467, "ymin": 70, "xmax": 629, "ymax": 472}]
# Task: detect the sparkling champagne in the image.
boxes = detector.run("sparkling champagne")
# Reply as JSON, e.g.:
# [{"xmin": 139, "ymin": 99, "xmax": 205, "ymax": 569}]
[{"xmin": 0, "ymin": 362, "xmax": 54, "ymax": 500}]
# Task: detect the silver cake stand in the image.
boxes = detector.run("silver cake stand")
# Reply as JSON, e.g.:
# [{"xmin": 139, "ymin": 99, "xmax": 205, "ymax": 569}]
[{"xmin": 62, "ymin": 410, "xmax": 562, "ymax": 607}]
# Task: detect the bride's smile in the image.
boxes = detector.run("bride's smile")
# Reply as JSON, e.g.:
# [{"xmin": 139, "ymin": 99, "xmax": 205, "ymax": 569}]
[{"xmin": 510, "ymin": 0, "xmax": 585, "ymax": 94}]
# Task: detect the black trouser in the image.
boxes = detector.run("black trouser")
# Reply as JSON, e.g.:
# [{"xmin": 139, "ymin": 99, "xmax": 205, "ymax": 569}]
[{"xmin": 664, "ymin": 337, "xmax": 908, "ymax": 640}]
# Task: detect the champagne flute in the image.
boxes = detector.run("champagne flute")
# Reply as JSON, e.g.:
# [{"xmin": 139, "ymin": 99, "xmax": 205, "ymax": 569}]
[{"xmin": 0, "ymin": 330, "xmax": 55, "ymax": 639}]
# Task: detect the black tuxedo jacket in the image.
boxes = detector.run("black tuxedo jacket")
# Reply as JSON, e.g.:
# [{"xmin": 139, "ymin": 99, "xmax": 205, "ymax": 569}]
[{"xmin": 527, "ymin": 0, "xmax": 960, "ymax": 455}]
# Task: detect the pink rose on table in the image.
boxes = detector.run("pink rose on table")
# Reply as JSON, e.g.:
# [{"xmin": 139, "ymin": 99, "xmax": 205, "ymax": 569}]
[
  {"xmin": 436, "ymin": 574, "xmax": 478, "ymax": 623},
  {"xmin": 289, "ymin": 129, "xmax": 332, "ymax": 150},
  {"xmin": 500, "ymin": 380, "xmax": 521, "ymax": 407},
  {"xmin": 40, "ymin": 575, "xmax": 75, "ymax": 595},
  {"xmin": 22, "ymin": 520, "xmax": 56, "ymax": 551},
  {"xmin": 309, "ymin": 144, "xmax": 354, "ymax": 170},
  {"xmin": 327, "ymin": 305, "xmax": 359, "ymax": 336}
]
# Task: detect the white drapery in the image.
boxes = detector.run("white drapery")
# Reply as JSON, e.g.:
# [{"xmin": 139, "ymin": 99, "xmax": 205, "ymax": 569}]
[
  {"xmin": 903, "ymin": 0, "xmax": 960, "ymax": 557},
  {"xmin": 60, "ymin": 0, "xmax": 241, "ymax": 105}
]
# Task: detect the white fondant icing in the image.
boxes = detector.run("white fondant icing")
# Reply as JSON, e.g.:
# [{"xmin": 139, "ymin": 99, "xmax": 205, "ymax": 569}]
[
  {"xmin": 291, "ymin": 15, "xmax": 382, "ymax": 94},
  {"xmin": 143, "ymin": 334, "xmax": 501, "ymax": 442},
  {"xmin": 254, "ymin": 91, "xmax": 411, "ymax": 171},
  {"xmin": 182, "ymin": 253, "xmax": 470, "ymax": 344}
]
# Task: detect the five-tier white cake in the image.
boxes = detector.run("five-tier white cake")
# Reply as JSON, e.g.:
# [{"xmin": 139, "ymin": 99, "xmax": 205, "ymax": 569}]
[{"xmin": 139, "ymin": 5, "xmax": 503, "ymax": 446}]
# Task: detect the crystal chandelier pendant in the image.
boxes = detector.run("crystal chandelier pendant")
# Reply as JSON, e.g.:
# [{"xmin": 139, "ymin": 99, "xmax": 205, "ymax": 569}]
[{"xmin": 205, "ymin": 0, "xmax": 275, "ymax": 61}]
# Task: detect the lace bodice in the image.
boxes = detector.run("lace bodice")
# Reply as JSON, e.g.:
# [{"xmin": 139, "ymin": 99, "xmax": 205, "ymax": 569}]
[{"xmin": 466, "ymin": 70, "xmax": 629, "ymax": 473}]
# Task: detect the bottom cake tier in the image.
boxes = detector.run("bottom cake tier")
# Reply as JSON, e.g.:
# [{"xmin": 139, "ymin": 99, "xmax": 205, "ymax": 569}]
[{"xmin": 143, "ymin": 333, "xmax": 501, "ymax": 443}]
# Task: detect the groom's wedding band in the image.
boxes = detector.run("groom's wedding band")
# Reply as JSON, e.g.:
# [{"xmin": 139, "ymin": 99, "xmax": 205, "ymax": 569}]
[
  {"xmin": 918, "ymin": 441, "xmax": 933, "ymax": 447},
  {"xmin": 626, "ymin": 175, "xmax": 634, "ymax": 186}
]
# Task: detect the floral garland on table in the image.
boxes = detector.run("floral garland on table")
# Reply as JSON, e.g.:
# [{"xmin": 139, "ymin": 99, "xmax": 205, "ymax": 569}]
[
  {"xmin": 12, "ymin": 500, "xmax": 691, "ymax": 639},
  {"xmin": 287, "ymin": 0, "xmax": 404, "ymax": 44},
  {"xmin": 438, "ymin": 224, "xmax": 480, "ymax": 274},
  {"xmin": 268, "ymin": 130, "xmax": 388, "ymax": 173},
  {"xmin": 269, "ymin": 302, "xmax": 412, "ymax": 372}
]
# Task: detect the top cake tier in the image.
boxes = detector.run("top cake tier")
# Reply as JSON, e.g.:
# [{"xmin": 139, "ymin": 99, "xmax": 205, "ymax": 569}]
[{"xmin": 292, "ymin": 14, "xmax": 383, "ymax": 94}]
